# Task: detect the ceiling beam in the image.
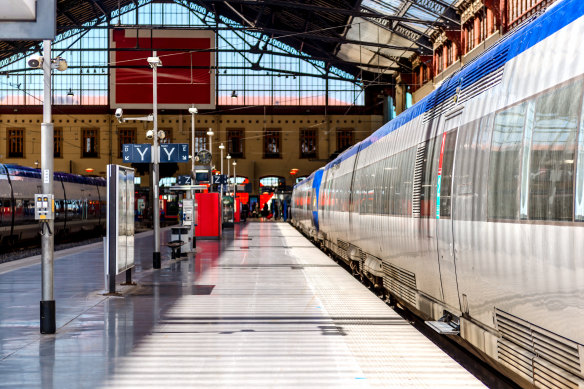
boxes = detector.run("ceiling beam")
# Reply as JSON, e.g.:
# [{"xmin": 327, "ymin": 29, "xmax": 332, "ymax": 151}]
[
  {"xmin": 90, "ymin": 0, "xmax": 110, "ymax": 19},
  {"xmin": 248, "ymin": 26, "xmax": 420, "ymax": 51},
  {"xmin": 408, "ymin": 0, "xmax": 460, "ymax": 27},
  {"xmin": 196, "ymin": 0, "xmax": 445, "ymax": 24}
]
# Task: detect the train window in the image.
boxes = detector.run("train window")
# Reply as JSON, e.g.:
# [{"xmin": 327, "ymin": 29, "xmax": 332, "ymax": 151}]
[
  {"xmin": 0, "ymin": 199, "xmax": 9, "ymax": 226},
  {"xmin": 453, "ymin": 115, "xmax": 494, "ymax": 221},
  {"xmin": 488, "ymin": 102, "xmax": 527, "ymax": 220},
  {"xmin": 401, "ymin": 147, "xmax": 415, "ymax": 216},
  {"xmin": 527, "ymin": 82, "xmax": 581, "ymax": 221},
  {"xmin": 439, "ymin": 131, "xmax": 458, "ymax": 218}
]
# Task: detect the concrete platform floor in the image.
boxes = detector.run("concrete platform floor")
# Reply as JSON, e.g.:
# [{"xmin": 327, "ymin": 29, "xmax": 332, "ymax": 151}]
[{"xmin": 0, "ymin": 222, "xmax": 485, "ymax": 388}]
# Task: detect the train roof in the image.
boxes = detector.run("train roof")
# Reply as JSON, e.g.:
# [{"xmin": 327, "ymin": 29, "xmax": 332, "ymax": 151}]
[
  {"xmin": 1, "ymin": 164, "xmax": 106, "ymax": 186},
  {"xmin": 324, "ymin": 0, "xmax": 583, "ymax": 172}
]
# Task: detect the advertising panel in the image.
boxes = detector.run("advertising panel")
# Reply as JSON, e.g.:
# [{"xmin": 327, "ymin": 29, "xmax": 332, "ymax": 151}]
[{"xmin": 106, "ymin": 165, "xmax": 135, "ymax": 290}]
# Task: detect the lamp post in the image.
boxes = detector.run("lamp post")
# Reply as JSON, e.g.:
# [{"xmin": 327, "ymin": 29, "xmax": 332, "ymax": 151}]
[
  {"xmin": 218, "ymin": 143, "xmax": 224, "ymax": 197},
  {"xmin": 188, "ymin": 107, "xmax": 198, "ymax": 252},
  {"xmin": 226, "ymin": 154, "xmax": 231, "ymax": 195},
  {"xmin": 148, "ymin": 53, "xmax": 162, "ymax": 269},
  {"xmin": 206, "ymin": 129, "xmax": 214, "ymax": 159},
  {"xmin": 39, "ymin": 41, "xmax": 68, "ymax": 334},
  {"xmin": 40, "ymin": 40, "xmax": 55, "ymax": 334},
  {"xmin": 232, "ymin": 161, "xmax": 237, "ymax": 196},
  {"xmin": 189, "ymin": 107, "xmax": 198, "ymax": 178}
]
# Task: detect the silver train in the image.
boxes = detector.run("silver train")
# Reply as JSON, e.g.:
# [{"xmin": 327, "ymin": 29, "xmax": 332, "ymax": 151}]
[
  {"xmin": 0, "ymin": 164, "xmax": 106, "ymax": 245},
  {"xmin": 292, "ymin": 1, "xmax": 584, "ymax": 387}
]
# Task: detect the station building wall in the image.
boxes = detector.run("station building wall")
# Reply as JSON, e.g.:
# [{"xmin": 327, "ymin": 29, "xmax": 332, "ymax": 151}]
[{"xmin": 0, "ymin": 113, "xmax": 383, "ymax": 191}]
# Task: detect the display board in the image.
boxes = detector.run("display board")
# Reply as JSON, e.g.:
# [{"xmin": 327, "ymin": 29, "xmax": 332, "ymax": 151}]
[
  {"xmin": 109, "ymin": 29, "xmax": 215, "ymax": 109},
  {"xmin": 106, "ymin": 165, "xmax": 135, "ymax": 292}
]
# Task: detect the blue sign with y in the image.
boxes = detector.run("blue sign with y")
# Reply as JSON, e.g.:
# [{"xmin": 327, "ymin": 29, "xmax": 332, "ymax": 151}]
[{"xmin": 123, "ymin": 144, "xmax": 189, "ymax": 163}]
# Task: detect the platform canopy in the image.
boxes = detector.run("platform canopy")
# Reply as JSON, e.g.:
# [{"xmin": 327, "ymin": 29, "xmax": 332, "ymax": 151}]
[{"xmin": 0, "ymin": 0, "xmax": 459, "ymax": 81}]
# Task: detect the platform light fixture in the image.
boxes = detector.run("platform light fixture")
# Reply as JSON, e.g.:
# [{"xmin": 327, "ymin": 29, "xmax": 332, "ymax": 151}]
[
  {"xmin": 207, "ymin": 128, "xmax": 214, "ymax": 160},
  {"xmin": 67, "ymin": 88, "xmax": 73, "ymax": 97},
  {"xmin": 231, "ymin": 90, "xmax": 238, "ymax": 98},
  {"xmin": 232, "ymin": 161, "xmax": 237, "ymax": 195}
]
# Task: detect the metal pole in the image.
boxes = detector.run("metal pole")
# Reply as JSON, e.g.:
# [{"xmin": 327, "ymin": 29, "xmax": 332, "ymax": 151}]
[
  {"xmin": 191, "ymin": 112, "xmax": 195, "ymax": 177},
  {"xmin": 152, "ymin": 51, "xmax": 161, "ymax": 269},
  {"xmin": 208, "ymin": 131, "xmax": 213, "ymax": 159},
  {"xmin": 233, "ymin": 161, "xmax": 237, "ymax": 223},
  {"xmin": 227, "ymin": 156, "xmax": 230, "ymax": 195},
  {"xmin": 220, "ymin": 145, "xmax": 224, "ymax": 177},
  {"xmin": 219, "ymin": 144, "xmax": 224, "ymax": 199},
  {"xmin": 190, "ymin": 110, "xmax": 196, "ymax": 252},
  {"xmin": 40, "ymin": 40, "xmax": 55, "ymax": 334}
]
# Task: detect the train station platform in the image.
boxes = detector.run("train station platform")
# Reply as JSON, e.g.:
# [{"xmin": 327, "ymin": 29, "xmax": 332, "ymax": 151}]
[{"xmin": 0, "ymin": 222, "xmax": 486, "ymax": 388}]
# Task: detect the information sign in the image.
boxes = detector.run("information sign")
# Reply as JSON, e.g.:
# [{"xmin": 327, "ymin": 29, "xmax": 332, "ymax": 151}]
[
  {"xmin": 122, "ymin": 143, "xmax": 189, "ymax": 163},
  {"xmin": 177, "ymin": 175, "xmax": 192, "ymax": 185},
  {"xmin": 212, "ymin": 174, "xmax": 227, "ymax": 185},
  {"xmin": 123, "ymin": 144, "xmax": 151, "ymax": 163}
]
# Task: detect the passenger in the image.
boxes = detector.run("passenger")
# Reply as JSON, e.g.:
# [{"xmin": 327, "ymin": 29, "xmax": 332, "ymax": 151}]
[
  {"xmin": 282, "ymin": 199, "xmax": 288, "ymax": 221},
  {"xmin": 241, "ymin": 204, "xmax": 248, "ymax": 222}
]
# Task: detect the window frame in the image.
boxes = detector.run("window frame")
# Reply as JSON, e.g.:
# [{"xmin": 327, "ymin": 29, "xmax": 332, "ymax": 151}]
[
  {"xmin": 263, "ymin": 128, "xmax": 281, "ymax": 159},
  {"xmin": 118, "ymin": 128, "xmax": 136, "ymax": 158},
  {"xmin": 227, "ymin": 128, "xmax": 245, "ymax": 159},
  {"xmin": 336, "ymin": 128, "xmax": 354, "ymax": 151},
  {"xmin": 299, "ymin": 128, "xmax": 318, "ymax": 159},
  {"xmin": 7, "ymin": 128, "xmax": 25, "ymax": 158},
  {"xmin": 54, "ymin": 128, "xmax": 63, "ymax": 159},
  {"xmin": 81, "ymin": 128, "xmax": 100, "ymax": 158}
]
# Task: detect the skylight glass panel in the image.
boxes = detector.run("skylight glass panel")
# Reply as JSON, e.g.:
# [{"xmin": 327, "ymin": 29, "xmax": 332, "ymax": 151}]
[
  {"xmin": 362, "ymin": 0, "xmax": 401, "ymax": 15},
  {"xmin": 406, "ymin": 6, "xmax": 439, "ymax": 21}
]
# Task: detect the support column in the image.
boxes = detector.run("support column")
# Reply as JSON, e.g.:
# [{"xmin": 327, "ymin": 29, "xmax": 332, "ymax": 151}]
[
  {"xmin": 40, "ymin": 40, "xmax": 55, "ymax": 334},
  {"xmin": 152, "ymin": 51, "xmax": 161, "ymax": 269}
]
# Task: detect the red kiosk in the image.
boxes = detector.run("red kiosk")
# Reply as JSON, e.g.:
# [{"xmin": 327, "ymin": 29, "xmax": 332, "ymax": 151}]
[{"xmin": 195, "ymin": 192, "xmax": 221, "ymax": 239}]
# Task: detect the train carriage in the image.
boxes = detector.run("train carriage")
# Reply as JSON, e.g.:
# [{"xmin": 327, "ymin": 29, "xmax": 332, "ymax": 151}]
[
  {"xmin": 0, "ymin": 164, "xmax": 105, "ymax": 245},
  {"xmin": 292, "ymin": 0, "xmax": 584, "ymax": 386}
]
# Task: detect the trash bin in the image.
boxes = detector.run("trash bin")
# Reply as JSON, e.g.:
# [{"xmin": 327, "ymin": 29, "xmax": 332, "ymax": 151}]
[{"xmin": 170, "ymin": 227, "xmax": 190, "ymax": 246}]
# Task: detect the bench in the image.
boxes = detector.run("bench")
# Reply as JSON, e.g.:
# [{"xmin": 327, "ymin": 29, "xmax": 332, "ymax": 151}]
[{"xmin": 167, "ymin": 240, "xmax": 186, "ymax": 259}]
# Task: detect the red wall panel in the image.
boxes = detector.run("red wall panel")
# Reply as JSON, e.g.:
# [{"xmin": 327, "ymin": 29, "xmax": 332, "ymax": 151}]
[{"xmin": 110, "ymin": 29, "xmax": 215, "ymax": 109}]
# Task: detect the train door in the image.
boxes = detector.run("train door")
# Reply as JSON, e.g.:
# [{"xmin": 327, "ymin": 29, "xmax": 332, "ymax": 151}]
[
  {"xmin": 311, "ymin": 169, "xmax": 323, "ymax": 231},
  {"xmin": 436, "ymin": 112, "xmax": 462, "ymax": 311}
]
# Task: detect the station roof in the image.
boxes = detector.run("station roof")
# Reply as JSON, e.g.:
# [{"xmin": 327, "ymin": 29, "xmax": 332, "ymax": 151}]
[{"xmin": 0, "ymin": 0, "xmax": 460, "ymax": 80}]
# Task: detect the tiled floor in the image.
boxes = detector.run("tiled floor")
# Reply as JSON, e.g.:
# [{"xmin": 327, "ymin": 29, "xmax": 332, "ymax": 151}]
[{"xmin": 0, "ymin": 222, "xmax": 485, "ymax": 388}]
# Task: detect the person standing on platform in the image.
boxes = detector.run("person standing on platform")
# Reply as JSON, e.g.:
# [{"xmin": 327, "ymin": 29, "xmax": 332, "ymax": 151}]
[
  {"xmin": 274, "ymin": 200, "xmax": 280, "ymax": 220},
  {"xmin": 262, "ymin": 203, "xmax": 269, "ymax": 219},
  {"xmin": 282, "ymin": 199, "xmax": 288, "ymax": 221},
  {"xmin": 241, "ymin": 203, "xmax": 248, "ymax": 222}
]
